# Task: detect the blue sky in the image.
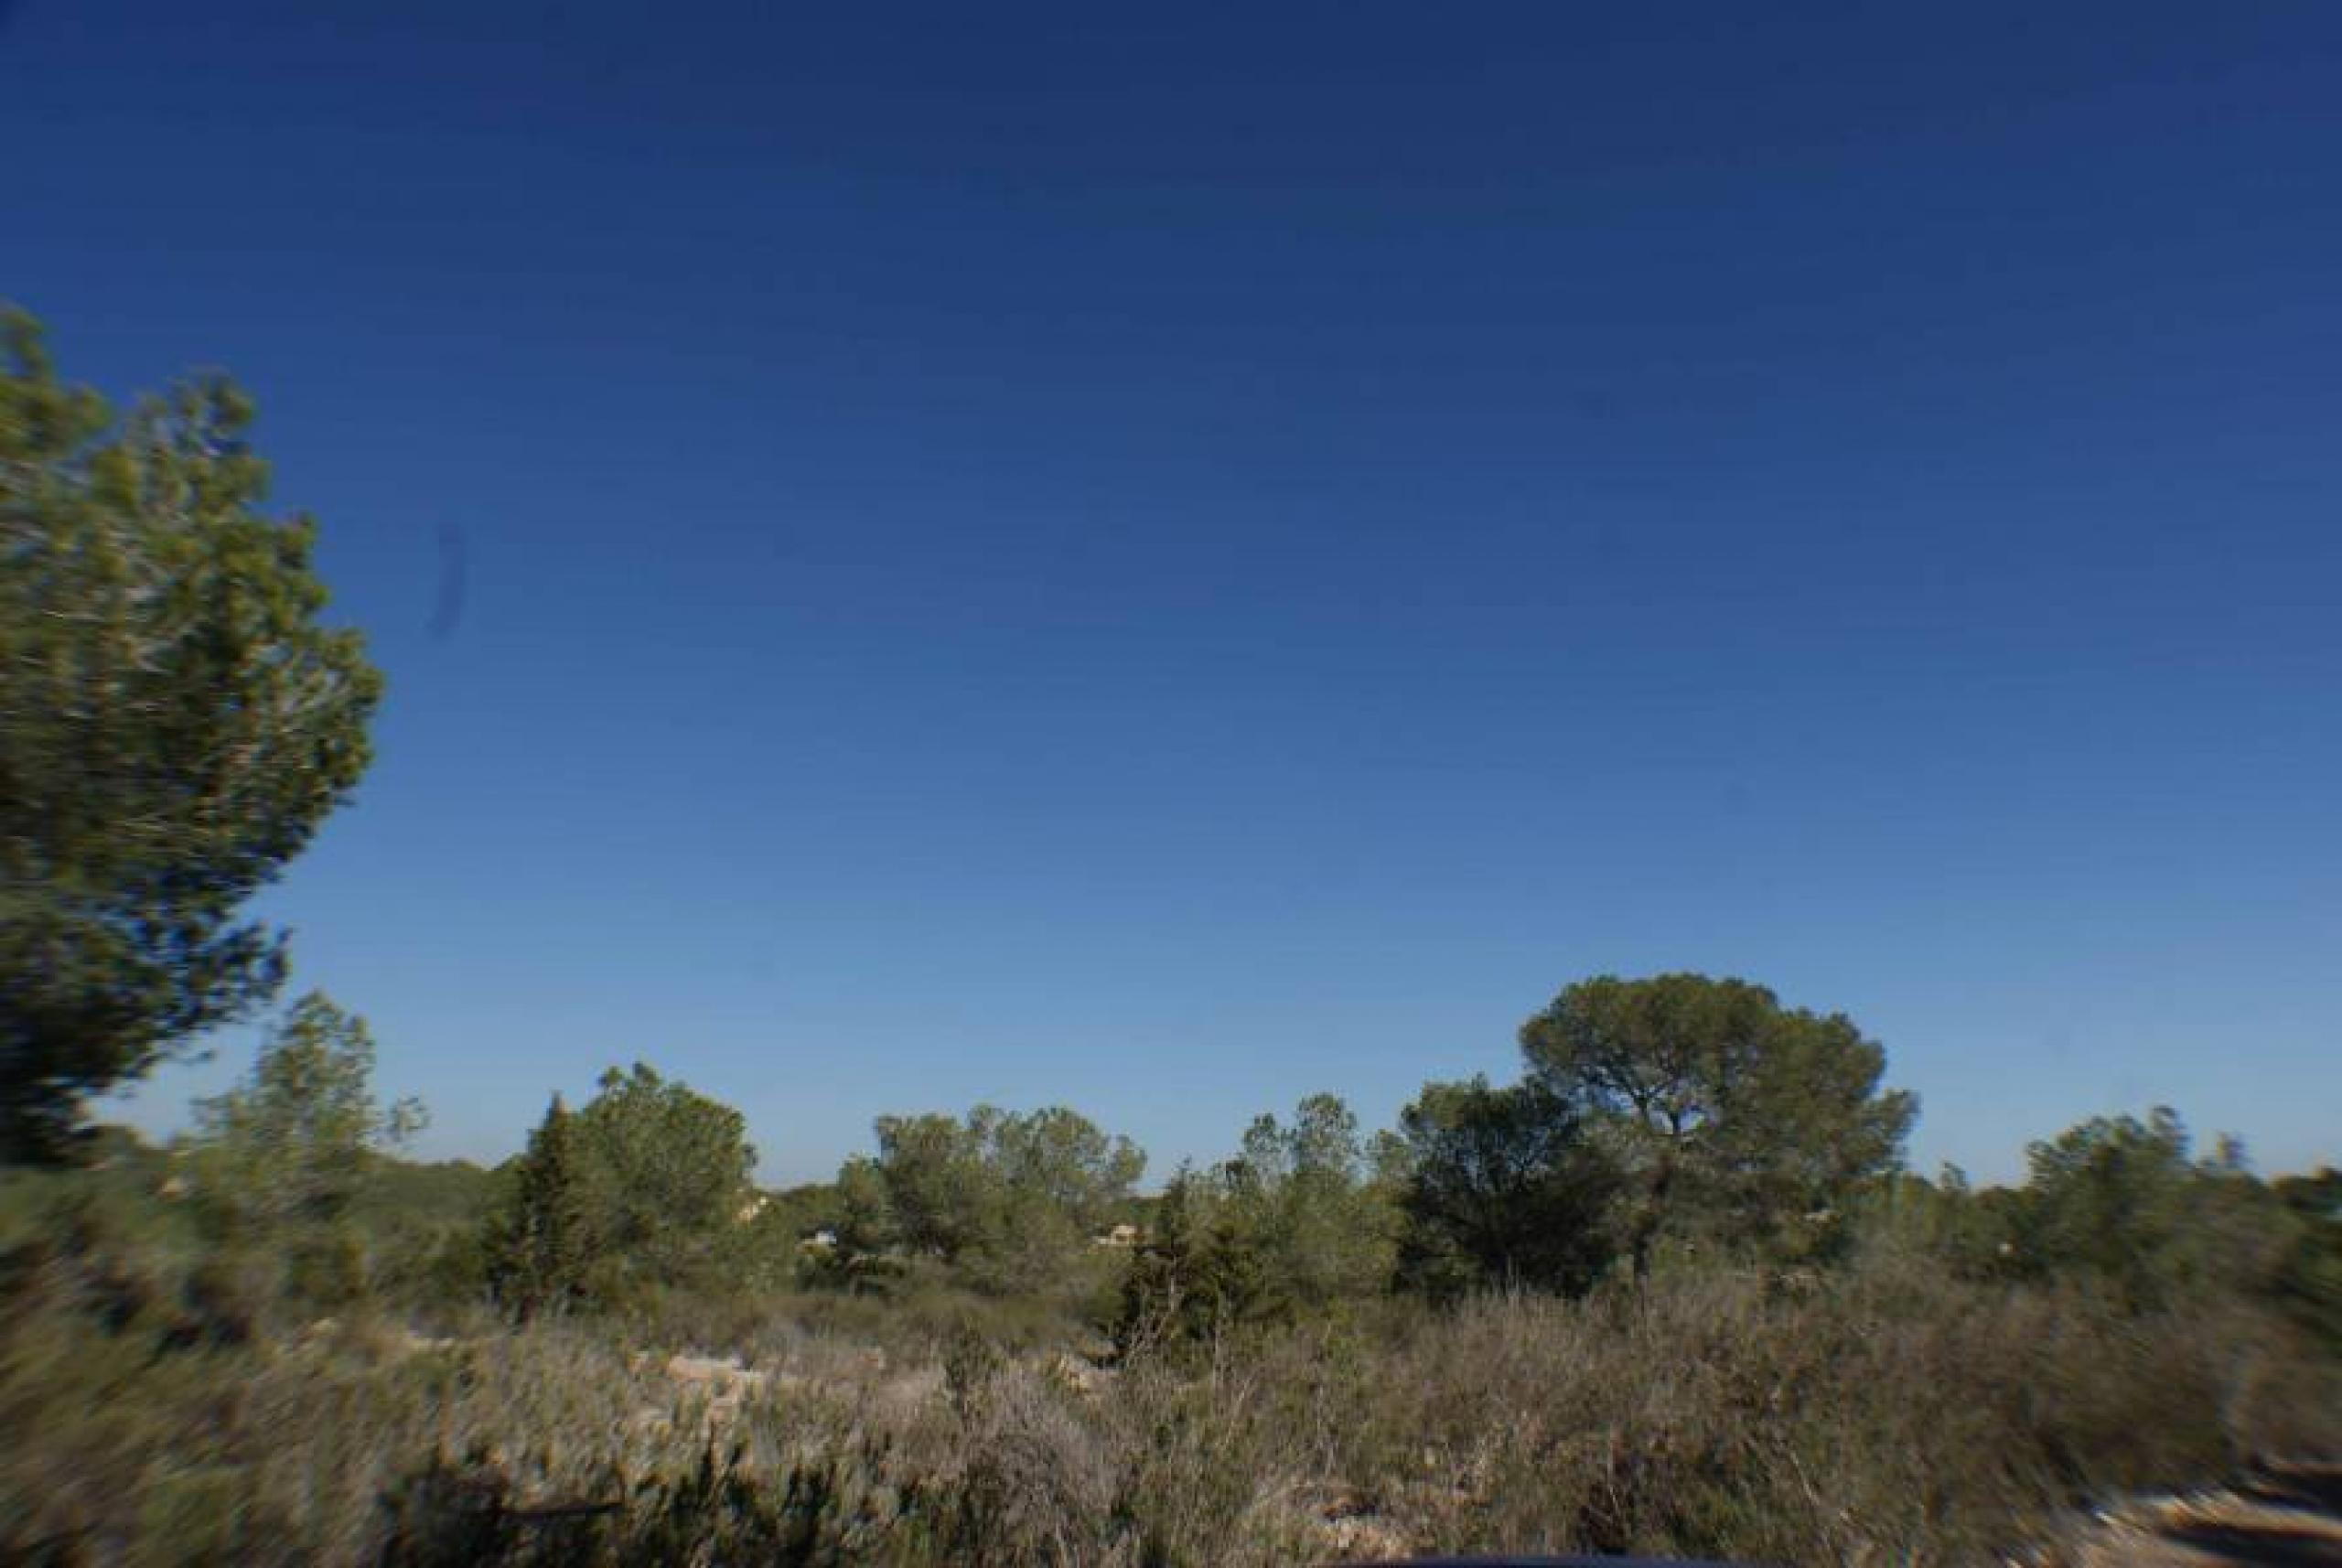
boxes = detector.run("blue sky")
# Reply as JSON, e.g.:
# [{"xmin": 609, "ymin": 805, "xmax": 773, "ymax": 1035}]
[{"xmin": 5, "ymin": 1, "xmax": 2338, "ymax": 1184}]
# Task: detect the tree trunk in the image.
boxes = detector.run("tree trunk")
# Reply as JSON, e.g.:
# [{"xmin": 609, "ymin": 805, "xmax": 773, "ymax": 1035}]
[{"xmin": 1630, "ymin": 1154, "xmax": 1678, "ymax": 1283}]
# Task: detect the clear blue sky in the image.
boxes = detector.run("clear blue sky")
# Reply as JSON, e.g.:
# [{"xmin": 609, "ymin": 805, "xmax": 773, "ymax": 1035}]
[{"xmin": 6, "ymin": 1, "xmax": 2338, "ymax": 1185}]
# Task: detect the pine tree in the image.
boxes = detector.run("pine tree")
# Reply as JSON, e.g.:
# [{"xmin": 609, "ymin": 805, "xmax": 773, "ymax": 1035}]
[
  {"xmin": 3, "ymin": 310, "xmax": 384, "ymax": 1160},
  {"xmin": 1114, "ymin": 1165, "xmax": 1286, "ymax": 1351},
  {"xmin": 1115, "ymin": 1168, "xmax": 1198, "ymax": 1354},
  {"xmin": 489, "ymin": 1095, "xmax": 591, "ymax": 1320}
]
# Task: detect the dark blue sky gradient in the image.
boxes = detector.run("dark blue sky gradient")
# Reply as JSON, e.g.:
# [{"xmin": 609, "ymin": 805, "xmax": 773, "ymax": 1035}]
[{"xmin": 5, "ymin": 1, "xmax": 2338, "ymax": 1180}]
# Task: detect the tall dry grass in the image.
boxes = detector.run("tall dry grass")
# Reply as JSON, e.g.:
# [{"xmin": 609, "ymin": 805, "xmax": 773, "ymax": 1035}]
[{"xmin": 4, "ymin": 1232, "xmax": 2338, "ymax": 1565}]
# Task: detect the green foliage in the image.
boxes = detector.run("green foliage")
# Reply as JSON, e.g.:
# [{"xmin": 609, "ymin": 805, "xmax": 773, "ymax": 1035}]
[
  {"xmin": 1392, "ymin": 1074, "xmax": 1619, "ymax": 1297},
  {"xmin": 2007, "ymin": 1109, "xmax": 2304, "ymax": 1310},
  {"xmin": 572, "ymin": 1064, "xmax": 757, "ymax": 1294},
  {"xmin": 1520, "ymin": 973, "xmax": 1917, "ymax": 1276},
  {"xmin": 1854, "ymin": 1119, "xmax": 2341, "ymax": 1349},
  {"xmin": 2272, "ymin": 1167, "xmax": 2342, "ymax": 1348},
  {"xmin": 859, "ymin": 1104, "xmax": 1144, "ymax": 1295},
  {"xmin": 350, "ymin": 1156, "xmax": 503, "ymax": 1231},
  {"xmin": 750, "ymin": 1180, "xmax": 842, "ymax": 1248},
  {"xmin": 1219, "ymin": 1093, "xmax": 1401, "ymax": 1309},
  {"xmin": 1119, "ymin": 1096, "xmax": 1401, "ymax": 1347},
  {"xmin": 487, "ymin": 1096, "xmax": 592, "ymax": 1321},
  {"xmin": 826, "ymin": 1155, "xmax": 901, "ymax": 1269},
  {"xmin": 1117, "ymin": 1163, "xmax": 1277, "ymax": 1348},
  {"xmin": 0, "ymin": 308, "xmax": 383, "ymax": 1160},
  {"xmin": 2018, "ymin": 1108, "xmax": 2201, "ymax": 1283},
  {"xmin": 866, "ymin": 1112, "xmax": 985, "ymax": 1262},
  {"xmin": 1853, "ymin": 1166, "xmax": 2026, "ymax": 1283},
  {"xmin": 186, "ymin": 992, "xmax": 425, "ymax": 1231}
]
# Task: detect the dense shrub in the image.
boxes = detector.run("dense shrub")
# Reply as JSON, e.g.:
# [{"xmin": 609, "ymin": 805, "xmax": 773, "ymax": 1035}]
[
  {"xmin": 5, "ymin": 1218, "xmax": 2337, "ymax": 1566},
  {"xmin": 6, "ymin": 1084, "xmax": 2338, "ymax": 1565}
]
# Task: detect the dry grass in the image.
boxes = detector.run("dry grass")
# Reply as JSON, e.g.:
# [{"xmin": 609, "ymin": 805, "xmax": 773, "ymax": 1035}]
[{"xmin": 4, "ymin": 1239, "xmax": 2338, "ymax": 1565}]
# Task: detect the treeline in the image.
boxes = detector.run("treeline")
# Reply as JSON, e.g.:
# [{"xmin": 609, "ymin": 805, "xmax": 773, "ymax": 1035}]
[
  {"xmin": 482, "ymin": 972, "xmax": 2337, "ymax": 1354},
  {"xmin": 7, "ymin": 973, "xmax": 2340, "ymax": 1568},
  {"xmin": 60, "ymin": 972, "xmax": 2336, "ymax": 1363}
]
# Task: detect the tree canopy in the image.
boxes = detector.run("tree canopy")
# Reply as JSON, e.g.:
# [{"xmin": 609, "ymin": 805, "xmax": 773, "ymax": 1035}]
[
  {"xmin": 486, "ymin": 1094, "xmax": 591, "ymax": 1320},
  {"xmin": 2008, "ymin": 1107, "xmax": 2294, "ymax": 1308},
  {"xmin": 1, "ymin": 309, "xmax": 382, "ymax": 1159},
  {"xmin": 1520, "ymin": 973, "xmax": 1916, "ymax": 1275},
  {"xmin": 187, "ymin": 991, "xmax": 424, "ymax": 1229},
  {"xmin": 1393, "ymin": 1074, "xmax": 1618, "ymax": 1297},
  {"xmin": 571, "ymin": 1063, "xmax": 757, "ymax": 1290},
  {"xmin": 1118, "ymin": 1094, "xmax": 1401, "ymax": 1344},
  {"xmin": 1218, "ymin": 1092, "xmax": 1402, "ymax": 1309},
  {"xmin": 856, "ymin": 1104, "xmax": 1144, "ymax": 1293}
]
